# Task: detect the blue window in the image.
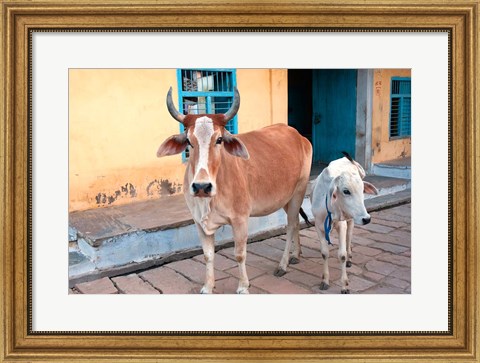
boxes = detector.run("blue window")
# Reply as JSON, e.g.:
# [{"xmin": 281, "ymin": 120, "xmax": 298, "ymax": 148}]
[
  {"xmin": 177, "ymin": 69, "xmax": 238, "ymax": 160},
  {"xmin": 389, "ymin": 77, "xmax": 411, "ymax": 139}
]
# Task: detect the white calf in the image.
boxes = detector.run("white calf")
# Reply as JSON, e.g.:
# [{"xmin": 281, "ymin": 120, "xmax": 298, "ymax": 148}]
[{"xmin": 310, "ymin": 153, "xmax": 378, "ymax": 294}]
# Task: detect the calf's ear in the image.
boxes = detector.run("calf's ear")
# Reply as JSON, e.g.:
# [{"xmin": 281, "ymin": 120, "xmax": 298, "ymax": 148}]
[
  {"xmin": 329, "ymin": 183, "xmax": 338, "ymax": 205},
  {"xmin": 363, "ymin": 181, "xmax": 379, "ymax": 195},
  {"xmin": 223, "ymin": 130, "xmax": 250, "ymax": 160},
  {"xmin": 353, "ymin": 161, "xmax": 366, "ymax": 179},
  {"xmin": 157, "ymin": 134, "xmax": 188, "ymax": 157}
]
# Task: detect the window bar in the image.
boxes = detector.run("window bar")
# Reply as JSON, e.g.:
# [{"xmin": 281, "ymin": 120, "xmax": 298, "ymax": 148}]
[
  {"xmin": 399, "ymin": 96, "xmax": 403, "ymax": 136},
  {"xmin": 209, "ymin": 70, "xmax": 212, "ymax": 86},
  {"xmin": 206, "ymin": 96, "xmax": 212, "ymax": 114}
]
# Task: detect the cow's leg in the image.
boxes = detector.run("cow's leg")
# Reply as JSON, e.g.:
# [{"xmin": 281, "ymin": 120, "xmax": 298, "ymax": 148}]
[
  {"xmin": 196, "ymin": 223, "xmax": 215, "ymax": 294},
  {"xmin": 232, "ymin": 219, "xmax": 250, "ymax": 294},
  {"xmin": 282, "ymin": 206, "xmax": 301, "ymax": 265},
  {"xmin": 315, "ymin": 220, "xmax": 330, "ymax": 290},
  {"xmin": 275, "ymin": 191, "xmax": 305, "ymax": 276},
  {"xmin": 346, "ymin": 219, "xmax": 354, "ymax": 268},
  {"xmin": 275, "ymin": 203, "xmax": 294, "ymax": 276},
  {"xmin": 290, "ymin": 220, "xmax": 302, "ymax": 265},
  {"xmin": 336, "ymin": 220, "xmax": 350, "ymax": 294}
]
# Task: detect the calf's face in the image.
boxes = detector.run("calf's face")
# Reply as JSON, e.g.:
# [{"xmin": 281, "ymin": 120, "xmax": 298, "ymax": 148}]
[{"xmin": 330, "ymin": 172, "xmax": 378, "ymax": 225}]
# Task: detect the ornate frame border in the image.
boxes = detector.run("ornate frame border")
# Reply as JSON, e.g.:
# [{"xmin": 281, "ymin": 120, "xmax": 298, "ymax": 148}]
[{"xmin": 1, "ymin": 1, "xmax": 478, "ymax": 361}]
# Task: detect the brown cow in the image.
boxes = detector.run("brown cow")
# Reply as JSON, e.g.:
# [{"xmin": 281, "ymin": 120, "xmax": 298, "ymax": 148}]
[{"xmin": 157, "ymin": 87, "xmax": 312, "ymax": 293}]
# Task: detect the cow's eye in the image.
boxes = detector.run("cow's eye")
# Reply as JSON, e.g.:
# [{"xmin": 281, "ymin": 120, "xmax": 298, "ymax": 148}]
[
  {"xmin": 216, "ymin": 137, "xmax": 223, "ymax": 145},
  {"xmin": 343, "ymin": 189, "xmax": 351, "ymax": 195},
  {"xmin": 186, "ymin": 138, "xmax": 193, "ymax": 148}
]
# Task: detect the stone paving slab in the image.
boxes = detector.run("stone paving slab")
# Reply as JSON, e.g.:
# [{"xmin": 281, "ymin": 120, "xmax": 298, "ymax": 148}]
[
  {"xmin": 365, "ymin": 260, "xmax": 398, "ymax": 276},
  {"xmin": 74, "ymin": 277, "xmax": 118, "ymax": 294},
  {"xmin": 71, "ymin": 203, "xmax": 411, "ymax": 295},
  {"xmin": 224, "ymin": 264, "xmax": 265, "ymax": 280},
  {"xmin": 193, "ymin": 253, "xmax": 238, "ymax": 271},
  {"xmin": 371, "ymin": 210, "xmax": 410, "ymax": 224},
  {"xmin": 369, "ymin": 242, "xmax": 409, "ymax": 254},
  {"xmin": 214, "ymin": 276, "xmax": 266, "ymax": 294},
  {"xmin": 282, "ymin": 269, "xmax": 325, "ymax": 288},
  {"xmin": 250, "ymin": 274, "xmax": 311, "ymax": 294},
  {"xmin": 167, "ymin": 259, "xmax": 230, "ymax": 284},
  {"xmin": 112, "ymin": 274, "xmax": 160, "ymax": 294},
  {"xmin": 139, "ymin": 267, "xmax": 200, "ymax": 294}
]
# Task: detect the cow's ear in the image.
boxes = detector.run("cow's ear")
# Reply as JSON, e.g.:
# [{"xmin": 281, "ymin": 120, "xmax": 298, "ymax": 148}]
[
  {"xmin": 157, "ymin": 134, "xmax": 188, "ymax": 157},
  {"xmin": 223, "ymin": 131, "xmax": 250, "ymax": 160},
  {"xmin": 364, "ymin": 181, "xmax": 379, "ymax": 195}
]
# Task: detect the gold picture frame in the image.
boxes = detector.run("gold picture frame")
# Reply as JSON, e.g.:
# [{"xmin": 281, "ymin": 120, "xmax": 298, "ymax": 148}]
[{"xmin": 1, "ymin": 0, "xmax": 478, "ymax": 361}]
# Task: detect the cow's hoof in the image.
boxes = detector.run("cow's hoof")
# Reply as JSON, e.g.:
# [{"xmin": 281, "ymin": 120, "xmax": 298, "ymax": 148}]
[
  {"xmin": 341, "ymin": 289, "xmax": 350, "ymax": 294},
  {"xmin": 346, "ymin": 261, "xmax": 352, "ymax": 268},
  {"xmin": 289, "ymin": 256, "xmax": 300, "ymax": 265},
  {"xmin": 236, "ymin": 287, "xmax": 250, "ymax": 294},
  {"xmin": 200, "ymin": 286, "xmax": 213, "ymax": 294},
  {"xmin": 319, "ymin": 282, "xmax": 329, "ymax": 290},
  {"xmin": 273, "ymin": 268, "xmax": 287, "ymax": 277}
]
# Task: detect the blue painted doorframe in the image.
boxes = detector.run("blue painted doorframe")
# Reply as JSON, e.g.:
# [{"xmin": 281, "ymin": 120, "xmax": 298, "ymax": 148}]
[{"xmin": 312, "ymin": 69, "xmax": 358, "ymax": 163}]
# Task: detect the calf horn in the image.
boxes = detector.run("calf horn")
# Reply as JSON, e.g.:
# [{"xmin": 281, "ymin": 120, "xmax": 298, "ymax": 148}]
[
  {"xmin": 223, "ymin": 87, "xmax": 240, "ymax": 123},
  {"xmin": 341, "ymin": 151, "xmax": 354, "ymax": 163},
  {"xmin": 166, "ymin": 87, "xmax": 185, "ymax": 123}
]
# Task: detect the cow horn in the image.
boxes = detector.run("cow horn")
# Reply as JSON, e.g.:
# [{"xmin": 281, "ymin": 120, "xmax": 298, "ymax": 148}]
[
  {"xmin": 223, "ymin": 87, "xmax": 240, "ymax": 123},
  {"xmin": 166, "ymin": 87, "xmax": 185, "ymax": 123}
]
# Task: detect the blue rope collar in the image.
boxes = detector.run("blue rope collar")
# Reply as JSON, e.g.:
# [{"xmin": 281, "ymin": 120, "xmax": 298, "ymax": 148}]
[{"xmin": 324, "ymin": 195, "xmax": 333, "ymax": 245}]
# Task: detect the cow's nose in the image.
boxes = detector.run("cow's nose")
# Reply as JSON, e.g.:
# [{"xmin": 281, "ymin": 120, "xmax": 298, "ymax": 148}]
[
  {"xmin": 362, "ymin": 217, "xmax": 371, "ymax": 225},
  {"xmin": 192, "ymin": 183, "xmax": 213, "ymax": 195}
]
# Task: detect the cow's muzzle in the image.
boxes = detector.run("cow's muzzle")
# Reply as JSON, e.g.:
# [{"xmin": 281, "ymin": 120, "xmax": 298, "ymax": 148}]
[{"xmin": 192, "ymin": 182, "xmax": 213, "ymax": 197}]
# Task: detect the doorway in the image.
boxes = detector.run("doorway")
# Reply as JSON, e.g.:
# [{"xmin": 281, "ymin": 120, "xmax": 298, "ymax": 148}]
[
  {"xmin": 287, "ymin": 70, "xmax": 312, "ymax": 144},
  {"xmin": 288, "ymin": 69, "xmax": 358, "ymax": 165}
]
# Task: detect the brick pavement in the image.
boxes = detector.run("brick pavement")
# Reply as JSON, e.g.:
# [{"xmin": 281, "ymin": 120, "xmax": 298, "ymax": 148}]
[{"xmin": 72, "ymin": 203, "xmax": 411, "ymax": 294}]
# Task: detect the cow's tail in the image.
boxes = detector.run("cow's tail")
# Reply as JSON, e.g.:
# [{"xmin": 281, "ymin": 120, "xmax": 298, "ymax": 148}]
[{"xmin": 299, "ymin": 208, "xmax": 314, "ymax": 227}]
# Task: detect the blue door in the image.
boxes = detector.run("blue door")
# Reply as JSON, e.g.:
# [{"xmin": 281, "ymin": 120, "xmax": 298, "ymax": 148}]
[{"xmin": 312, "ymin": 70, "xmax": 357, "ymax": 163}]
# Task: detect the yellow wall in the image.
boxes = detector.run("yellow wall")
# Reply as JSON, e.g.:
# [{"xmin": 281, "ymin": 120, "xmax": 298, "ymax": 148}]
[
  {"xmin": 236, "ymin": 69, "xmax": 288, "ymax": 132},
  {"xmin": 371, "ymin": 69, "xmax": 412, "ymax": 163},
  {"xmin": 69, "ymin": 69, "xmax": 287, "ymax": 211}
]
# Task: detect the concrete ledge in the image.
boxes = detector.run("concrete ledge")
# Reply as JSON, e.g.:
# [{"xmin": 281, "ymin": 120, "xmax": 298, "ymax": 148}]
[
  {"xmin": 69, "ymin": 198, "xmax": 314, "ymax": 285},
  {"xmin": 70, "ymin": 175, "xmax": 408, "ymax": 248},
  {"xmin": 365, "ymin": 189, "xmax": 411, "ymax": 211},
  {"xmin": 372, "ymin": 163, "xmax": 411, "ymax": 179},
  {"xmin": 69, "ymin": 219, "xmax": 311, "ymax": 288}
]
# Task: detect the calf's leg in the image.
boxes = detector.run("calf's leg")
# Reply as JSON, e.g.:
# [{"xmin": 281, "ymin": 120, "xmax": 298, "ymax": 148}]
[
  {"xmin": 336, "ymin": 220, "xmax": 350, "ymax": 294},
  {"xmin": 315, "ymin": 220, "xmax": 331, "ymax": 290},
  {"xmin": 346, "ymin": 219, "xmax": 354, "ymax": 268}
]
